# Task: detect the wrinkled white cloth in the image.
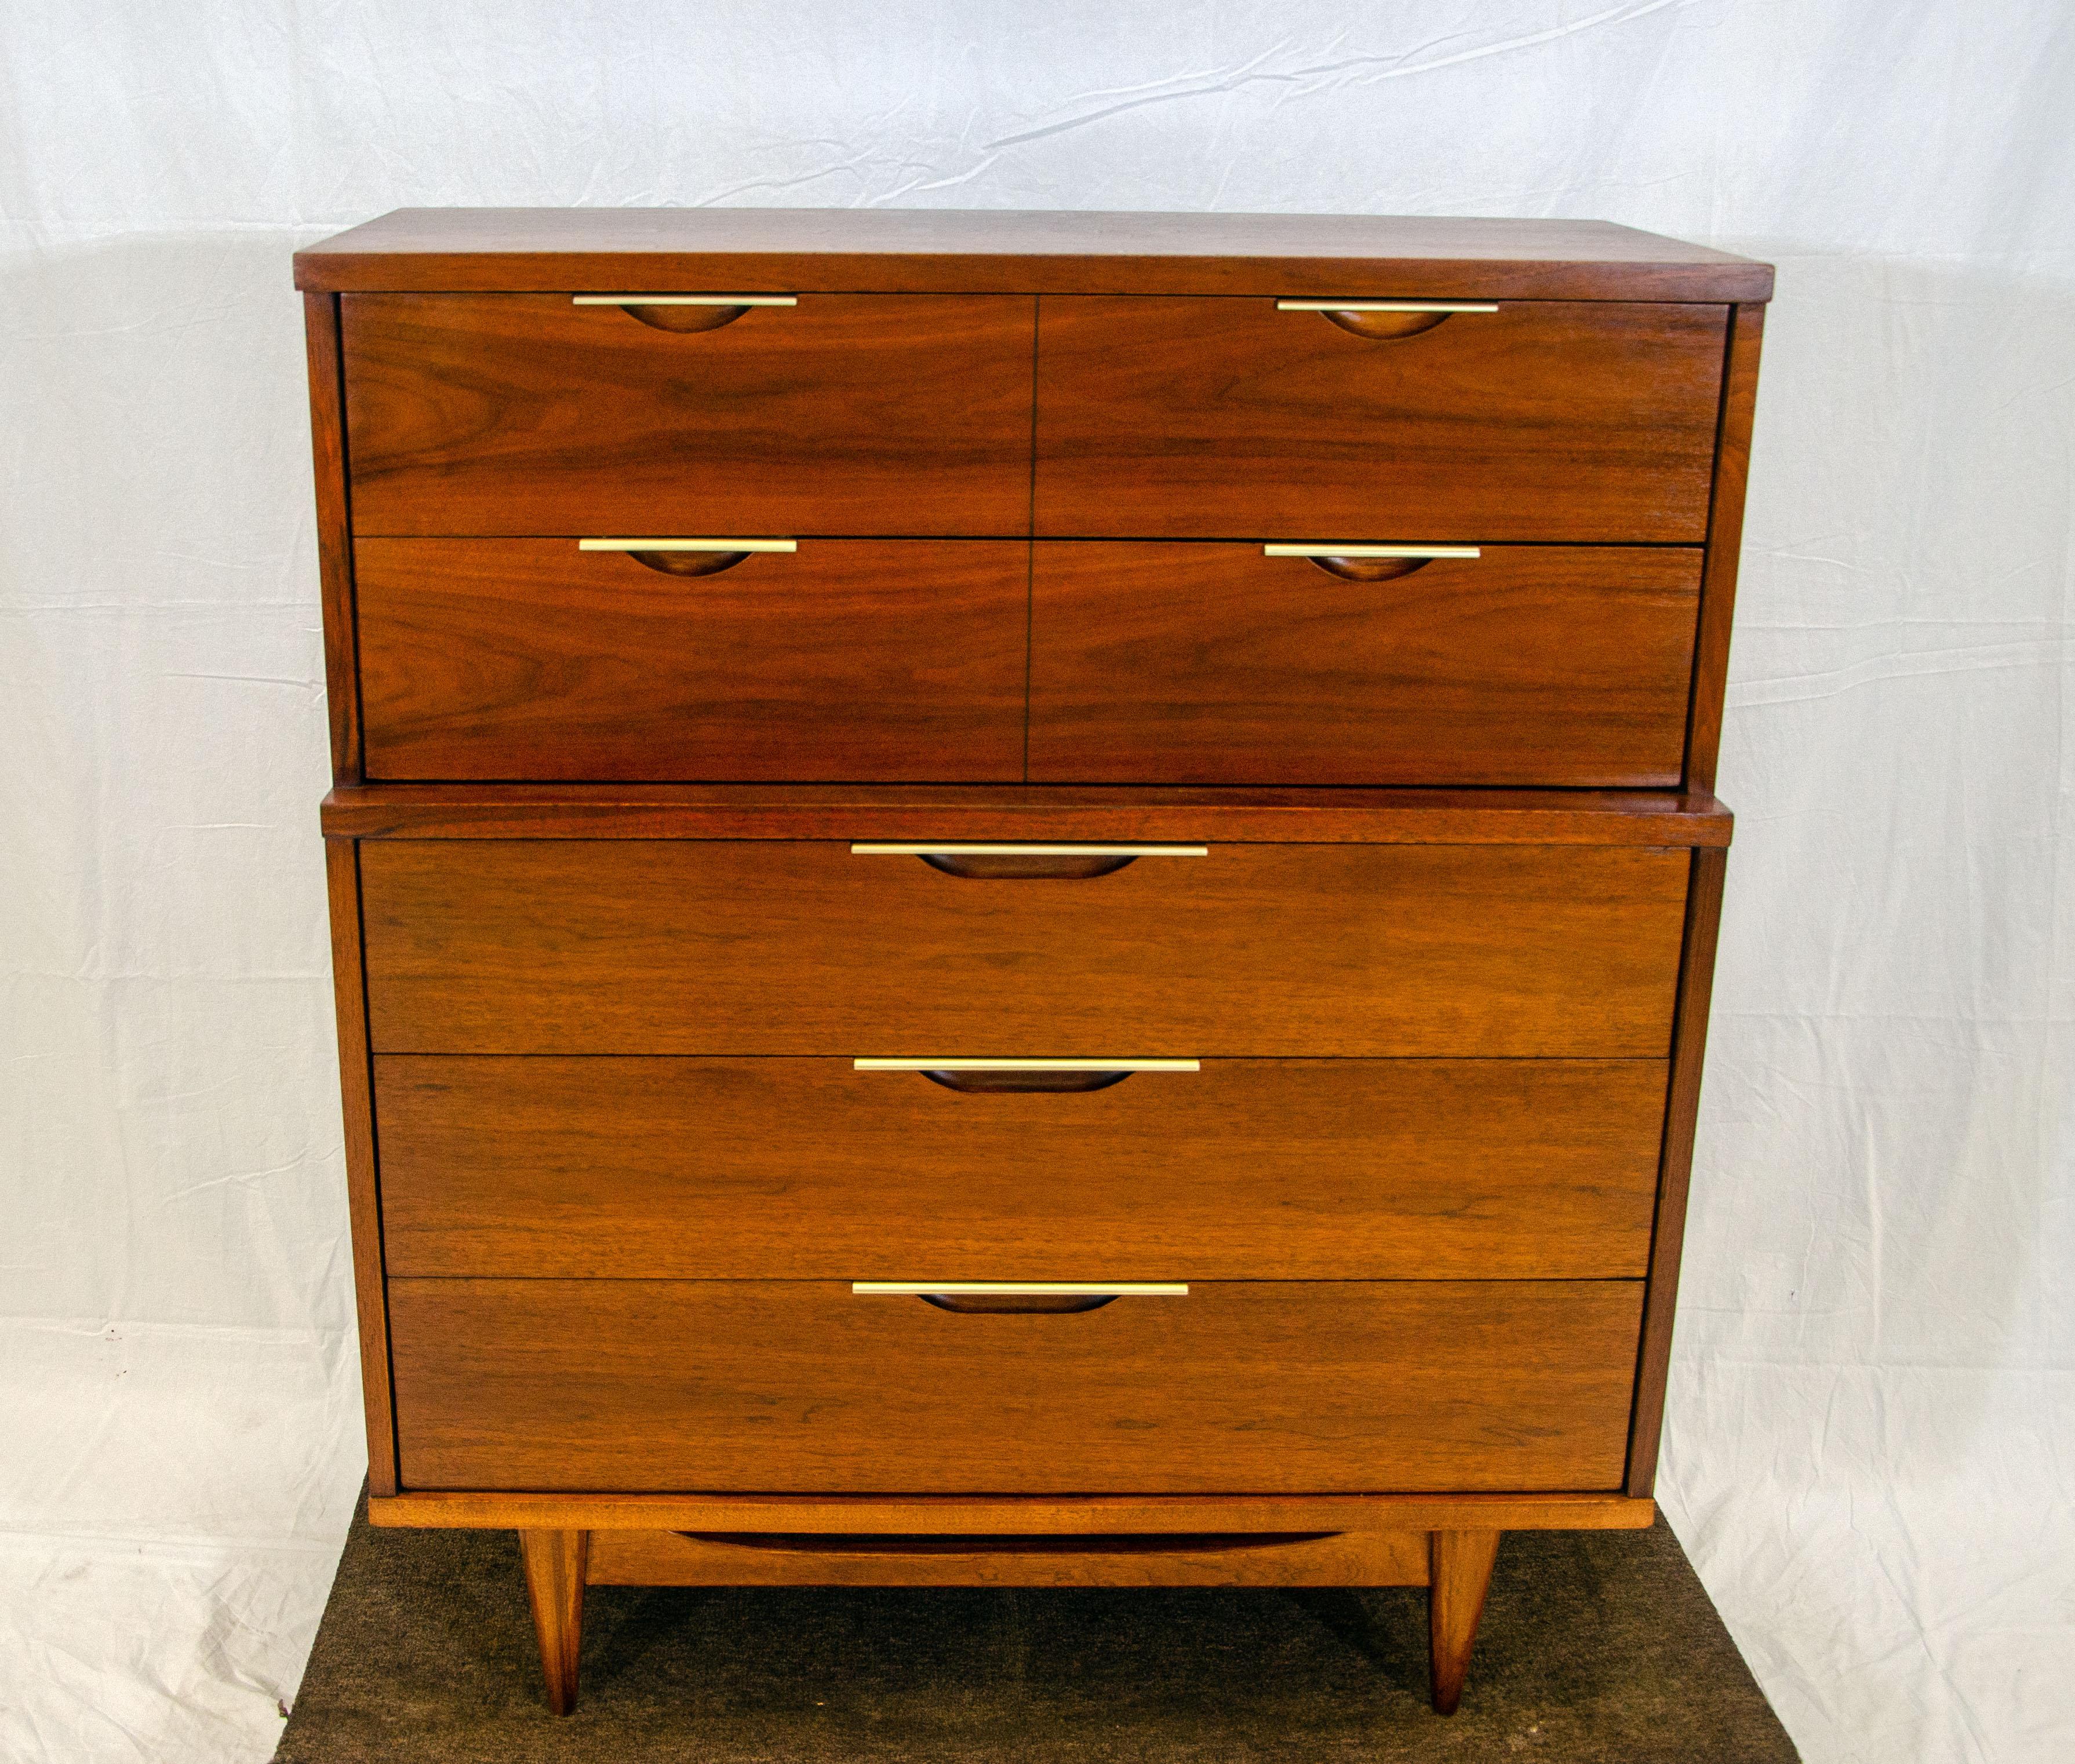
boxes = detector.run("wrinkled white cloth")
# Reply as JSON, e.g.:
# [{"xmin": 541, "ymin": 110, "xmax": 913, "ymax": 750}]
[{"xmin": 2, "ymin": 5, "xmax": 2070, "ymax": 1761}]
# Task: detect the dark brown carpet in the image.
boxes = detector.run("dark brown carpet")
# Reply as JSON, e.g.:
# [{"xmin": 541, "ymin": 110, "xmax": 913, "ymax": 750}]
[{"xmin": 276, "ymin": 1497, "xmax": 1796, "ymax": 1762}]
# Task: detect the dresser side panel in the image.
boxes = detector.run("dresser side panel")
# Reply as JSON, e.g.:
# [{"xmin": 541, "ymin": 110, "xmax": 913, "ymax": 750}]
[
  {"xmin": 1685, "ymin": 305, "xmax": 1765, "ymax": 791},
  {"xmin": 326, "ymin": 839, "xmax": 398, "ymax": 1495},
  {"xmin": 1625, "ymin": 845, "xmax": 1728, "ymax": 1495},
  {"xmin": 303, "ymin": 293, "xmax": 362, "ymax": 782}
]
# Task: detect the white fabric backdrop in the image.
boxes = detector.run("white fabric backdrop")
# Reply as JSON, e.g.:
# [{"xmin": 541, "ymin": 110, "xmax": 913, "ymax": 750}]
[{"xmin": 3, "ymin": 4, "xmax": 2070, "ymax": 1759}]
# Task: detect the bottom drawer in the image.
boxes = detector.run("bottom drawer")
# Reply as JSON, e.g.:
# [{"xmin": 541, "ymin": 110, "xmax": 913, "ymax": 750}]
[{"xmin": 389, "ymin": 1280, "xmax": 1643, "ymax": 1494}]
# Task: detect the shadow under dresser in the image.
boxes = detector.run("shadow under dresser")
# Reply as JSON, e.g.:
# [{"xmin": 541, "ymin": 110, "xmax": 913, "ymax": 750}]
[{"xmin": 295, "ymin": 207, "xmax": 1769, "ymax": 1718}]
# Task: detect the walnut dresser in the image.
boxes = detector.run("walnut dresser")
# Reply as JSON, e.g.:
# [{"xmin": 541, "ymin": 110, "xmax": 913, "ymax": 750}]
[{"xmin": 294, "ymin": 209, "xmax": 1768, "ymax": 1719}]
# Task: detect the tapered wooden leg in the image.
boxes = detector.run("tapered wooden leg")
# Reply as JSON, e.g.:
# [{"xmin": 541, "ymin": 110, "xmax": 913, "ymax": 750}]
[
  {"xmin": 519, "ymin": 1529, "xmax": 589, "ymax": 1715},
  {"xmin": 1428, "ymin": 1528, "xmax": 1501, "ymax": 1715}
]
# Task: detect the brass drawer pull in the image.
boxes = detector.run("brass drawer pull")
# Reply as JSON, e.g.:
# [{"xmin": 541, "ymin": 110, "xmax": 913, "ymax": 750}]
[
  {"xmin": 1275, "ymin": 299, "xmax": 1497, "ymax": 341},
  {"xmin": 854, "ymin": 1281, "xmax": 1188, "ymax": 1315},
  {"xmin": 854, "ymin": 1057, "xmax": 1200, "ymax": 1094},
  {"xmin": 572, "ymin": 293, "xmax": 797, "ymax": 334},
  {"xmin": 580, "ymin": 536, "xmax": 796, "ymax": 578},
  {"xmin": 851, "ymin": 842, "xmax": 1207, "ymax": 880},
  {"xmin": 1264, "ymin": 542, "xmax": 1480, "ymax": 584},
  {"xmin": 1274, "ymin": 301, "xmax": 1498, "ymax": 313}
]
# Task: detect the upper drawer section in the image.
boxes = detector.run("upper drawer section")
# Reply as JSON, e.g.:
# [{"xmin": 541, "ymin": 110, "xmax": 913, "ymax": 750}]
[
  {"xmin": 356, "ymin": 539, "xmax": 1026, "ymax": 782},
  {"xmin": 1029, "ymin": 542, "xmax": 1701, "ymax": 787},
  {"xmin": 341, "ymin": 294, "xmax": 1036, "ymax": 536},
  {"xmin": 1033, "ymin": 298, "xmax": 1727, "ymax": 541}
]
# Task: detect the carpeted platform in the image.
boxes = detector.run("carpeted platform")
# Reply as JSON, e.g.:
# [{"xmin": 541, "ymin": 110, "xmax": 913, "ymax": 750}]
[{"xmin": 275, "ymin": 1499, "xmax": 1797, "ymax": 1762}]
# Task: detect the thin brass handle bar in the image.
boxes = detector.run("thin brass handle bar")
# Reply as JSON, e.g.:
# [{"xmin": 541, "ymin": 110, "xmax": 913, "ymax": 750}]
[
  {"xmin": 571, "ymin": 294, "xmax": 798, "ymax": 306},
  {"xmin": 854, "ymin": 1060, "xmax": 1199, "ymax": 1072},
  {"xmin": 581, "ymin": 537, "xmax": 793, "ymax": 578},
  {"xmin": 1275, "ymin": 301, "xmax": 1497, "ymax": 313},
  {"xmin": 854, "ymin": 1284, "xmax": 1189, "ymax": 1296},
  {"xmin": 858, "ymin": 1281, "xmax": 1185, "ymax": 1311},
  {"xmin": 858, "ymin": 1058, "xmax": 1198, "ymax": 1094},
  {"xmin": 850, "ymin": 844, "xmax": 1206, "ymax": 855},
  {"xmin": 581, "ymin": 538, "xmax": 797, "ymax": 553},
  {"xmin": 1277, "ymin": 300, "xmax": 1494, "ymax": 341},
  {"xmin": 854, "ymin": 843, "xmax": 1206, "ymax": 879},
  {"xmin": 1267, "ymin": 542, "xmax": 1479, "ymax": 583},
  {"xmin": 576, "ymin": 294, "xmax": 795, "ymax": 334},
  {"xmin": 1264, "ymin": 545, "xmax": 1480, "ymax": 560}
]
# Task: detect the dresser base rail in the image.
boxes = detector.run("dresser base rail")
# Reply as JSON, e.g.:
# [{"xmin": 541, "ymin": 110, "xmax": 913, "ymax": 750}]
[
  {"xmin": 372, "ymin": 1493, "xmax": 1648, "ymax": 1719},
  {"xmin": 369, "ymin": 1489, "xmax": 1654, "ymax": 1533}
]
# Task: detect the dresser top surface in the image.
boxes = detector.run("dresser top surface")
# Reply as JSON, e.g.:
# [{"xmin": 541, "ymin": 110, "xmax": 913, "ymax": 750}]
[{"xmin": 294, "ymin": 208, "xmax": 1772, "ymax": 301}]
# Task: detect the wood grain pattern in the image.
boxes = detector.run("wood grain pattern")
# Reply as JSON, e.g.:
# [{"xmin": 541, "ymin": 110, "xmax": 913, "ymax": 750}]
[
  {"xmin": 321, "ymin": 782, "xmax": 1735, "ymax": 845},
  {"xmin": 367, "ymin": 1490, "xmax": 1659, "ymax": 1533},
  {"xmin": 388, "ymin": 1279, "xmax": 1645, "ymax": 1493},
  {"xmin": 1626, "ymin": 846, "xmax": 1729, "ymax": 1496},
  {"xmin": 1686, "ymin": 304, "xmax": 1766, "ymax": 791},
  {"xmin": 1033, "ymin": 298, "xmax": 1727, "ymax": 542},
  {"xmin": 374, "ymin": 1055, "xmax": 1668, "ymax": 1280},
  {"xmin": 293, "ymin": 210, "xmax": 1775, "ymax": 302},
  {"xmin": 519, "ymin": 1529, "xmax": 587, "ymax": 1715},
  {"xmin": 1429, "ymin": 1529, "xmax": 1502, "ymax": 1714},
  {"xmin": 323, "ymin": 841, "xmax": 396, "ymax": 1496},
  {"xmin": 358, "ymin": 840, "xmax": 1690, "ymax": 1057},
  {"xmin": 1030, "ymin": 543, "xmax": 1702, "ymax": 786},
  {"xmin": 342, "ymin": 293, "xmax": 1034, "ymax": 537},
  {"xmin": 303, "ymin": 293, "xmax": 361, "ymax": 781},
  {"xmin": 355, "ymin": 540, "xmax": 1027, "ymax": 781},
  {"xmin": 585, "ymin": 1526, "xmax": 1429, "ymax": 1587}
]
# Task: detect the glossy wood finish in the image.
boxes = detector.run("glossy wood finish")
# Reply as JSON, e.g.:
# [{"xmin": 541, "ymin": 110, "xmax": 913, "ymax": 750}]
[
  {"xmin": 342, "ymin": 293, "xmax": 1035, "ymax": 537},
  {"xmin": 1034, "ymin": 298, "xmax": 1727, "ymax": 542},
  {"xmin": 388, "ymin": 1280, "xmax": 1645, "ymax": 1493},
  {"xmin": 1429, "ymin": 1529, "xmax": 1503, "ymax": 1715},
  {"xmin": 355, "ymin": 540, "xmax": 1028, "ymax": 782},
  {"xmin": 323, "ymin": 841, "xmax": 395, "ymax": 1496},
  {"xmin": 367, "ymin": 1490, "xmax": 1659, "ymax": 1533},
  {"xmin": 294, "ymin": 210, "xmax": 1774, "ymax": 302},
  {"xmin": 1686, "ymin": 305, "xmax": 1766, "ymax": 791},
  {"xmin": 322, "ymin": 782, "xmax": 1734, "ymax": 845},
  {"xmin": 519, "ymin": 1529, "xmax": 587, "ymax": 1715},
  {"xmin": 585, "ymin": 1526, "xmax": 1429, "ymax": 1588},
  {"xmin": 297, "ymin": 214, "xmax": 1765, "ymax": 1714},
  {"xmin": 375, "ymin": 1055, "xmax": 1666, "ymax": 1280},
  {"xmin": 303, "ymin": 294, "xmax": 361, "ymax": 781},
  {"xmin": 1626, "ymin": 846, "xmax": 1730, "ymax": 1496},
  {"xmin": 1030, "ymin": 543, "xmax": 1702, "ymax": 786},
  {"xmin": 358, "ymin": 841, "xmax": 1689, "ymax": 1057}
]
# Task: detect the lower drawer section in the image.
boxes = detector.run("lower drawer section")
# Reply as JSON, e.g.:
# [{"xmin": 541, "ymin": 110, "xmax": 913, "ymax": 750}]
[
  {"xmin": 388, "ymin": 1280, "xmax": 1644, "ymax": 1494},
  {"xmin": 376, "ymin": 1056, "xmax": 1668, "ymax": 1280}
]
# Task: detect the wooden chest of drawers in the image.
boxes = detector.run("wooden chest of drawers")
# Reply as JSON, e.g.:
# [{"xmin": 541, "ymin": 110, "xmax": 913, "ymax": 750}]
[{"xmin": 297, "ymin": 209, "xmax": 1768, "ymax": 1719}]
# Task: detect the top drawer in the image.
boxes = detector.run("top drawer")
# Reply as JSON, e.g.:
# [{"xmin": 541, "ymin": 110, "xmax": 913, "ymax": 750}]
[
  {"xmin": 1034, "ymin": 298, "xmax": 1726, "ymax": 541},
  {"xmin": 341, "ymin": 293, "xmax": 1036, "ymax": 536}
]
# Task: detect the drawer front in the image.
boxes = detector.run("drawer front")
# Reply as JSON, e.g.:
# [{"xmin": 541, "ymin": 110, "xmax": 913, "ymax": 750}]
[
  {"xmin": 1033, "ymin": 298, "xmax": 1725, "ymax": 541},
  {"xmin": 357, "ymin": 540, "xmax": 1027, "ymax": 782},
  {"xmin": 388, "ymin": 1279, "xmax": 1644, "ymax": 1493},
  {"xmin": 342, "ymin": 293, "xmax": 1035, "ymax": 536},
  {"xmin": 376, "ymin": 1056, "xmax": 1668, "ymax": 1280},
  {"xmin": 1030, "ymin": 542, "xmax": 1701, "ymax": 786},
  {"xmin": 358, "ymin": 841, "xmax": 1690, "ymax": 1057}
]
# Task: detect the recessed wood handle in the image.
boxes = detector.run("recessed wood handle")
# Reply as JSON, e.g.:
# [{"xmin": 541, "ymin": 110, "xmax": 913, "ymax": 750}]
[
  {"xmin": 680, "ymin": 1532, "xmax": 1337, "ymax": 1557},
  {"xmin": 854, "ymin": 1281, "xmax": 1188, "ymax": 1315},
  {"xmin": 1264, "ymin": 543, "xmax": 1480, "ymax": 582},
  {"xmin": 849, "ymin": 843, "xmax": 1207, "ymax": 879},
  {"xmin": 571, "ymin": 294, "xmax": 796, "ymax": 334},
  {"xmin": 627, "ymin": 550, "xmax": 750, "ymax": 577},
  {"xmin": 1276, "ymin": 299, "xmax": 1497, "ymax": 341}
]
